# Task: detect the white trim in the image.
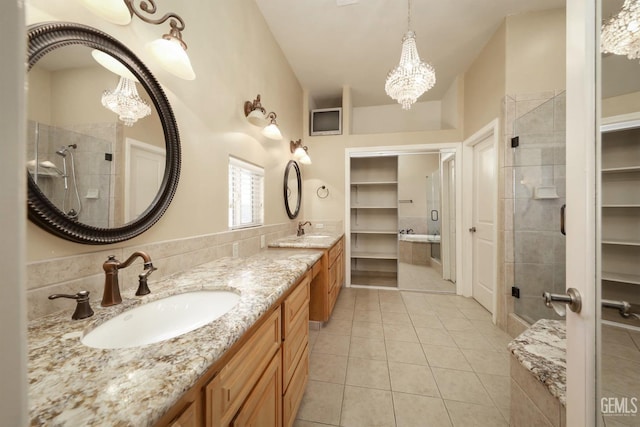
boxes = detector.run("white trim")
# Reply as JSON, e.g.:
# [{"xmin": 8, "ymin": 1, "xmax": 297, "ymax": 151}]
[
  {"xmin": 462, "ymin": 119, "xmax": 500, "ymax": 323},
  {"xmin": 344, "ymin": 142, "xmax": 463, "ymax": 293},
  {"xmin": 601, "ymin": 112, "xmax": 640, "ymax": 128},
  {"xmin": 124, "ymin": 138, "xmax": 167, "ymax": 224},
  {"xmin": 566, "ymin": 0, "xmax": 597, "ymax": 425}
]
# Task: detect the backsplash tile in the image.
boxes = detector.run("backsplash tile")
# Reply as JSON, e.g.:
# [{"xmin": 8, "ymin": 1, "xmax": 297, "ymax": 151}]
[{"xmin": 26, "ymin": 221, "xmax": 305, "ymax": 320}]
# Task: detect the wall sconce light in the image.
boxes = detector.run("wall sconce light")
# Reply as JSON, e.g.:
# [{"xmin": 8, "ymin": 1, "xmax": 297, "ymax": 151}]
[
  {"xmin": 290, "ymin": 139, "xmax": 311, "ymax": 165},
  {"xmin": 79, "ymin": 0, "xmax": 196, "ymax": 80},
  {"xmin": 244, "ymin": 94, "xmax": 283, "ymax": 140}
]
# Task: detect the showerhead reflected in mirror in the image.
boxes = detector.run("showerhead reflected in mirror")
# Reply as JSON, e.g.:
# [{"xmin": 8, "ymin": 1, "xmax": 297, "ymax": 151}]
[
  {"xmin": 27, "ymin": 22, "xmax": 181, "ymax": 244},
  {"xmin": 27, "ymin": 44, "xmax": 165, "ymax": 228}
]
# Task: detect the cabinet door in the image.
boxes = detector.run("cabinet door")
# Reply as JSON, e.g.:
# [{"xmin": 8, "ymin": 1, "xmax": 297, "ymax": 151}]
[
  {"xmin": 169, "ymin": 401, "xmax": 197, "ymax": 427},
  {"xmin": 232, "ymin": 350, "xmax": 282, "ymax": 427}
]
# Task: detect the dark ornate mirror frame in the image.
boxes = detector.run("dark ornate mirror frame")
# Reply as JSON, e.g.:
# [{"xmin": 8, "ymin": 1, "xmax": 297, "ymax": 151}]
[
  {"xmin": 283, "ymin": 160, "xmax": 301, "ymax": 219},
  {"xmin": 27, "ymin": 22, "xmax": 181, "ymax": 244}
]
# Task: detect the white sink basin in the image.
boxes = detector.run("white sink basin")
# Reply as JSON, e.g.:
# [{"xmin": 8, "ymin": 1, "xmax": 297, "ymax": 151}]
[{"xmin": 81, "ymin": 290, "xmax": 240, "ymax": 349}]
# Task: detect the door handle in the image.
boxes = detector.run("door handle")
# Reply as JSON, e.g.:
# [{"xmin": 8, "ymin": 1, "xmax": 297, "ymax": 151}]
[
  {"xmin": 560, "ymin": 204, "xmax": 566, "ymax": 236},
  {"xmin": 469, "ymin": 226, "xmax": 476, "ymax": 232},
  {"xmin": 542, "ymin": 288, "xmax": 582, "ymax": 315}
]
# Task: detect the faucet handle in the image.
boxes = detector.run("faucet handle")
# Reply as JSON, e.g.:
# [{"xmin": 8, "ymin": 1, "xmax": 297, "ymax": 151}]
[{"xmin": 48, "ymin": 290, "xmax": 94, "ymax": 320}]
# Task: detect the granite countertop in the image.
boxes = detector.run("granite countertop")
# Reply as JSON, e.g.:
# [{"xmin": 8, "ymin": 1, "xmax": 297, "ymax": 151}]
[
  {"xmin": 508, "ymin": 319, "xmax": 567, "ymax": 406},
  {"xmin": 28, "ymin": 249, "xmax": 323, "ymax": 427},
  {"xmin": 268, "ymin": 232, "xmax": 342, "ymax": 249}
]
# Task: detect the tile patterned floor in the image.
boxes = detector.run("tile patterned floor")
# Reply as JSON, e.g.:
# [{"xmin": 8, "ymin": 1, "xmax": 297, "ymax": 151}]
[{"xmin": 295, "ymin": 288, "xmax": 513, "ymax": 427}]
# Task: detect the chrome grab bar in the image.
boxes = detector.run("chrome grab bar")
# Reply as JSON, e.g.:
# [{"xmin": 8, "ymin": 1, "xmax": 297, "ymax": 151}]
[
  {"xmin": 602, "ymin": 299, "xmax": 640, "ymax": 319},
  {"xmin": 542, "ymin": 288, "xmax": 582, "ymax": 315}
]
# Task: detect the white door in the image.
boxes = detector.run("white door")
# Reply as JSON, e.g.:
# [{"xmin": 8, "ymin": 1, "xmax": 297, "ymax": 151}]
[
  {"xmin": 125, "ymin": 138, "xmax": 166, "ymax": 222},
  {"xmin": 565, "ymin": 0, "xmax": 597, "ymax": 425},
  {"xmin": 471, "ymin": 136, "xmax": 496, "ymax": 313}
]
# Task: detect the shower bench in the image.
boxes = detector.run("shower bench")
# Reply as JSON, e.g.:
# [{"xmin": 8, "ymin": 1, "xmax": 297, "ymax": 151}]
[{"xmin": 508, "ymin": 319, "xmax": 567, "ymax": 427}]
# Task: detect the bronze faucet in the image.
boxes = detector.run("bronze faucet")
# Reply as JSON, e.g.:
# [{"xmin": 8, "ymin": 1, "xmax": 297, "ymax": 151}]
[
  {"xmin": 102, "ymin": 251, "xmax": 157, "ymax": 306},
  {"xmin": 297, "ymin": 221, "xmax": 312, "ymax": 236}
]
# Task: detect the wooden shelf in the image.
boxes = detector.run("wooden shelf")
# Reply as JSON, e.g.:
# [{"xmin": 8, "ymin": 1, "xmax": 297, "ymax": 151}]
[
  {"xmin": 351, "ymin": 251, "xmax": 398, "ymax": 260},
  {"xmin": 351, "ymin": 205, "xmax": 397, "ymax": 209},
  {"xmin": 602, "ymin": 166, "xmax": 640, "ymax": 174},
  {"xmin": 602, "ymin": 272, "xmax": 640, "ymax": 285},
  {"xmin": 602, "ymin": 204, "xmax": 640, "ymax": 208},
  {"xmin": 351, "ymin": 230, "xmax": 398, "ymax": 235},
  {"xmin": 351, "ymin": 181, "xmax": 398, "ymax": 186},
  {"xmin": 602, "ymin": 239, "xmax": 640, "ymax": 247},
  {"xmin": 351, "ymin": 270, "xmax": 398, "ymax": 288}
]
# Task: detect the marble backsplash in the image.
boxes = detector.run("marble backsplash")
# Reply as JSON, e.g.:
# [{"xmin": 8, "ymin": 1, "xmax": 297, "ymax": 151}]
[{"xmin": 27, "ymin": 220, "xmax": 343, "ymax": 320}]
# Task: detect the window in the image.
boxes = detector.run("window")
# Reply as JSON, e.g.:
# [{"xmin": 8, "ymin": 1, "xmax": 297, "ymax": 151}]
[{"xmin": 228, "ymin": 156, "xmax": 264, "ymax": 229}]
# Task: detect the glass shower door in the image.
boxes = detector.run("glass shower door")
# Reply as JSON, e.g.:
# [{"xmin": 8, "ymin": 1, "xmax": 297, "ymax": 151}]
[{"xmin": 512, "ymin": 92, "xmax": 566, "ymax": 324}]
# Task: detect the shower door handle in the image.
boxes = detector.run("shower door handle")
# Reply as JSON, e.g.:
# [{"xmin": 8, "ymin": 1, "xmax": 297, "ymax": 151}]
[
  {"xmin": 468, "ymin": 227, "xmax": 476, "ymax": 233},
  {"xmin": 431, "ymin": 210, "xmax": 439, "ymax": 221},
  {"xmin": 560, "ymin": 204, "xmax": 566, "ymax": 236}
]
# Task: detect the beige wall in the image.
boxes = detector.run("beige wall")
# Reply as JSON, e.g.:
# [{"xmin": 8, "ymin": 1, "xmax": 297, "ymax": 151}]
[
  {"xmin": 463, "ymin": 21, "xmax": 506, "ymax": 139},
  {"xmin": 26, "ymin": 0, "xmax": 303, "ymax": 261},
  {"xmin": 506, "ymin": 9, "xmax": 566, "ymax": 95},
  {"xmin": 302, "ymin": 128, "xmax": 461, "ymax": 223}
]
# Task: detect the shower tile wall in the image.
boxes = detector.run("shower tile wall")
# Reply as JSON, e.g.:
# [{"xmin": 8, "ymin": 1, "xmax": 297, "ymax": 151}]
[
  {"xmin": 502, "ymin": 91, "xmax": 566, "ymax": 325},
  {"xmin": 28, "ymin": 121, "xmax": 118, "ymax": 228}
]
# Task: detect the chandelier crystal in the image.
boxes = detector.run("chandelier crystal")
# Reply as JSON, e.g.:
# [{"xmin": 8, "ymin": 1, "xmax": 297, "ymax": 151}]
[
  {"xmin": 101, "ymin": 77, "xmax": 152, "ymax": 126},
  {"xmin": 385, "ymin": 30, "xmax": 436, "ymax": 110},
  {"xmin": 601, "ymin": 0, "xmax": 640, "ymax": 59}
]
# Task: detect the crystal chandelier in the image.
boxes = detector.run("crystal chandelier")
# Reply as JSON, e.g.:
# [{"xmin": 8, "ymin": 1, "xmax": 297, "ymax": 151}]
[
  {"xmin": 101, "ymin": 77, "xmax": 152, "ymax": 126},
  {"xmin": 601, "ymin": 0, "xmax": 640, "ymax": 59},
  {"xmin": 385, "ymin": 0, "xmax": 436, "ymax": 110}
]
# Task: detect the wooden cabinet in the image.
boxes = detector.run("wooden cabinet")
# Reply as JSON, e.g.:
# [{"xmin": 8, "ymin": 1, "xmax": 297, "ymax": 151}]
[
  {"xmin": 169, "ymin": 401, "xmax": 198, "ymax": 427},
  {"xmin": 349, "ymin": 156, "xmax": 399, "ymax": 288},
  {"xmin": 232, "ymin": 349, "xmax": 282, "ymax": 427},
  {"xmin": 600, "ymin": 120, "xmax": 640, "ymax": 327},
  {"xmin": 309, "ymin": 236, "xmax": 345, "ymax": 322},
  {"xmin": 155, "ymin": 272, "xmax": 311, "ymax": 427},
  {"xmin": 206, "ymin": 308, "xmax": 282, "ymax": 426}
]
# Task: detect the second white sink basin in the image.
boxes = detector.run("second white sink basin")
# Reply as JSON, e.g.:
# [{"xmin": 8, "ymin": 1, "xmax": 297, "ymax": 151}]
[{"xmin": 82, "ymin": 290, "xmax": 240, "ymax": 349}]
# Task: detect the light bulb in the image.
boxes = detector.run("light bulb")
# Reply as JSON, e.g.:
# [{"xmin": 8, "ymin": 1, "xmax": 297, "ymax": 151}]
[
  {"xmin": 147, "ymin": 38, "xmax": 196, "ymax": 80},
  {"xmin": 262, "ymin": 123, "xmax": 282, "ymax": 140},
  {"xmin": 299, "ymin": 154, "xmax": 312, "ymax": 165},
  {"xmin": 78, "ymin": 0, "xmax": 132, "ymax": 25},
  {"xmin": 247, "ymin": 109, "xmax": 267, "ymax": 127},
  {"xmin": 293, "ymin": 147, "xmax": 307, "ymax": 159}
]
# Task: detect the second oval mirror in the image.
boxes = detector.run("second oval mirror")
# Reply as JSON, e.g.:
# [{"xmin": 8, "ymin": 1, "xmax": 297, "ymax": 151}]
[{"xmin": 284, "ymin": 160, "xmax": 301, "ymax": 219}]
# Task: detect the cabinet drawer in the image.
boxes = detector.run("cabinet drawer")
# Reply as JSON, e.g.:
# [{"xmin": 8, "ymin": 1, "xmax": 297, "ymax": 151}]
[
  {"xmin": 169, "ymin": 401, "xmax": 197, "ymax": 427},
  {"xmin": 311, "ymin": 259, "xmax": 322, "ymax": 278},
  {"xmin": 283, "ymin": 274, "xmax": 310, "ymax": 339},
  {"xmin": 206, "ymin": 309, "xmax": 281, "ymax": 426},
  {"xmin": 328, "ymin": 240, "xmax": 342, "ymax": 265},
  {"xmin": 283, "ymin": 306, "xmax": 309, "ymax": 391},
  {"xmin": 283, "ymin": 345, "xmax": 309, "ymax": 427}
]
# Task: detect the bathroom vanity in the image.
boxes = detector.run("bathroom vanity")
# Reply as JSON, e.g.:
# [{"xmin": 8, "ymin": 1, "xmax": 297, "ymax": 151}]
[
  {"xmin": 27, "ymin": 249, "xmax": 322, "ymax": 427},
  {"xmin": 268, "ymin": 233, "xmax": 344, "ymax": 322}
]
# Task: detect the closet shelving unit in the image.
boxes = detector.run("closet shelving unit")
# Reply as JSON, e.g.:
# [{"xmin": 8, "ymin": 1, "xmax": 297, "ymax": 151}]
[
  {"xmin": 600, "ymin": 120, "xmax": 640, "ymax": 328},
  {"xmin": 350, "ymin": 156, "xmax": 399, "ymax": 288}
]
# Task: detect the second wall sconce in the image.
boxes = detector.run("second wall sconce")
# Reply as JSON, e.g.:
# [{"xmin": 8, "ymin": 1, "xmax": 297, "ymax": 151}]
[
  {"xmin": 244, "ymin": 94, "xmax": 283, "ymax": 140},
  {"xmin": 290, "ymin": 139, "xmax": 311, "ymax": 165},
  {"xmin": 79, "ymin": 0, "xmax": 196, "ymax": 80}
]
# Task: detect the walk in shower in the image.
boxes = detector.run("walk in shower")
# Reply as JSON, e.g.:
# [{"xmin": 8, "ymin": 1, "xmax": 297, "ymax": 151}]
[
  {"xmin": 511, "ymin": 92, "xmax": 566, "ymax": 324},
  {"xmin": 27, "ymin": 120, "xmax": 115, "ymax": 227}
]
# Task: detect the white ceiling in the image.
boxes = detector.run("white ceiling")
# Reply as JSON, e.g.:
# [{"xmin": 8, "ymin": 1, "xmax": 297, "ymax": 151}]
[{"xmin": 254, "ymin": 0, "xmax": 566, "ymax": 108}]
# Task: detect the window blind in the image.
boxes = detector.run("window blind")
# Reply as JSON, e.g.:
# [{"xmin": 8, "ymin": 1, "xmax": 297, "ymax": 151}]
[{"xmin": 228, "ymin": 156, "xmax": 264, "ymax": 229}]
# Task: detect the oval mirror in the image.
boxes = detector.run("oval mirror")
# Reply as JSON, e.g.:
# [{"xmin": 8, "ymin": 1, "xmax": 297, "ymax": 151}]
[
  {"xmin": 284, "ymin": 160, "xmax": 301, "ymax": 219},
  {"xmin": 26, "ymin": 22, "xmax": 181, "ymax": 244}
]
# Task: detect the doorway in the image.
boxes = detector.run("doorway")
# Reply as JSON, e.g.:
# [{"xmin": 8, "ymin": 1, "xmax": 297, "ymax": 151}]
[
  {"xmin": 462, "ymin": 120, "xmax": 499, "ymax": 317},
  {"xmin": 345, "ymin": 144, "xmax": 463, "ymax": 294}
]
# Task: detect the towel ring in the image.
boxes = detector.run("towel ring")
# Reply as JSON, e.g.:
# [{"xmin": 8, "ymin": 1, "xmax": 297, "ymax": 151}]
[{"xmin": 316, "ymin": 185, "xmax": 329, "ymax": 199}]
